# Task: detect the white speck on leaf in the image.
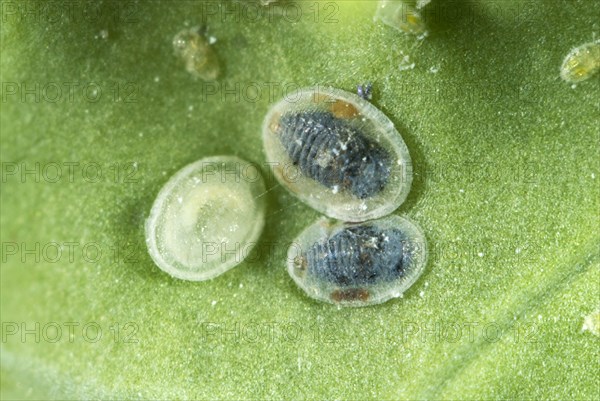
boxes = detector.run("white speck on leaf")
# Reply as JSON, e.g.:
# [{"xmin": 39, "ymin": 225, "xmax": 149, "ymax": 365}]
[{"xmin": 582, "ymin": 310, "xmax": 600, "ymax": 336}]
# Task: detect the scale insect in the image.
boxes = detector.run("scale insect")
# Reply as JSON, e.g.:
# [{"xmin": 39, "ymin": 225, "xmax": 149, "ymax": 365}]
[
  {"xmin": 560, "ymin": 40, "xmax": 600, "ymax": 84},
  {"xmin": 172, "ymin": 26, "xmax": 220, "ymax": 81},
  {"xmin": 262, "ymin": 86, "xmax": 413, "ymax": 222},
  {"xmin": 375, "ymin": 0, "xmax": 428, "ymax": 37},
  {"xmin": 145, "ymin": 156, "xmax": 266, "ymax": 281},
  {"xmin": 287, "ymin": 215, "xmax": 428, "ymax": 307}
]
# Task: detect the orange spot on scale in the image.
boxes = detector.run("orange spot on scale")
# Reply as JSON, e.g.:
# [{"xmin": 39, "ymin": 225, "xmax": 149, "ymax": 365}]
[
  {"xmin": 330, "ymin": 100, "xmax": 360, "ymax": 119},
  {"xmin": 331, "ymin": 288, "xmax": 370, "ymax": 302}
]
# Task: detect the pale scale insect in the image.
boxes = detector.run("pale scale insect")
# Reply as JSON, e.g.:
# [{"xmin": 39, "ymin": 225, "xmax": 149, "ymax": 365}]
[
  {"xmin": 145, "ymin": 156, "xmax": 266, "ymax": 281},
  {"xmin": 560, "ymin": 40, "xmax": 600, "ymax": 84}
]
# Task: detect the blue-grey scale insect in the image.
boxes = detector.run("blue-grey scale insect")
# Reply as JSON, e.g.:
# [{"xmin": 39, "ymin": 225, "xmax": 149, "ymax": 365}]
[
  {"xmin": 277, "ymin": 110, "xmax": 390, "ymax": 199},
  {"xmin": 263, "ymin": 86, "xmax": 413, "ymax": 222},
  {"xmin": 307, "ymin": 225, "xmax": 406, "ymax": 285},
  {"xmin": 288, "ymin": 215, "xmax": 427, "ymax": 307}
]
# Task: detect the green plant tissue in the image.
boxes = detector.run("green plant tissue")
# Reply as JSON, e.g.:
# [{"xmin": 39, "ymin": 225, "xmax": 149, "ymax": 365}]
[{"xmin": 1, "ymin": 0, "xmax": 599, "ymax": 399}]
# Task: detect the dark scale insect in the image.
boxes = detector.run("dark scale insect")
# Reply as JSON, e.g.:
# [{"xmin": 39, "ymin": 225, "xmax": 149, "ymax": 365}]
[
  {"xmin": 276, "ymin": 111, "xmax": 391, "ymax": 199},
  {"xmin": 263, "ymin": 86, "xmax": 413, "ymax": 222},
  {"xmin": 304, "ymin": 224, "xmax": 407, "ymax": 286},
  {"xmin": 287, "ymin": 215, "xmax": 427, "ymax": 307}
]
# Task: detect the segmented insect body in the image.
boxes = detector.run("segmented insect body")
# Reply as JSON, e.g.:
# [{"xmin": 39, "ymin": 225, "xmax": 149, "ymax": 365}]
[
  {"xmin": 305, "ymin": 224, "xmax": 407, "ymax": 285},
  {"xmin": 560, "ymin": 40, "xmax": 600, "ymax": 83},
  {"xmin": 145, "ymin": 156, "xmax": 266, "ymax": 281},
  {"xmin": 288, "ymin": 215, "xmax": 427, "ymax": 307},
  {"xmin": 263, "ymin": 86, "xmax": 413, "ymax": 222},
  {"xmin": 278, "ymin": 111, "xmax": 391, "ymax": 199}
]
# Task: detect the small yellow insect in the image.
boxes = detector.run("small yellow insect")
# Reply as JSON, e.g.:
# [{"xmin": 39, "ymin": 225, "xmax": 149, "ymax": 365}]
[
  {"xmin": 172, "ymin": 27, "xmax": 220, "ymax": 81},
  {"xmin": 375, "ymin": 0, "xmax": 428, "ymax": 36},
  {"xmin": 560, "ymin": 40, "xmax": 600, "ymax": 83}
]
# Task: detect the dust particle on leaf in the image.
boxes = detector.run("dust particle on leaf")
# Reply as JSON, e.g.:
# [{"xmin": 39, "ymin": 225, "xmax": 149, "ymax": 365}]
[{"xmin": 581, "ymin": 309, "xmax": 600, "ymax": 336}]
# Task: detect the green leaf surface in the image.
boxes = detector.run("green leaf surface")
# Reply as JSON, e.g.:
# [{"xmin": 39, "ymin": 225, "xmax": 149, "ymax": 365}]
[{"xmin": 1, "ymin": 0, "xmax": 599, "ymax": 399}]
